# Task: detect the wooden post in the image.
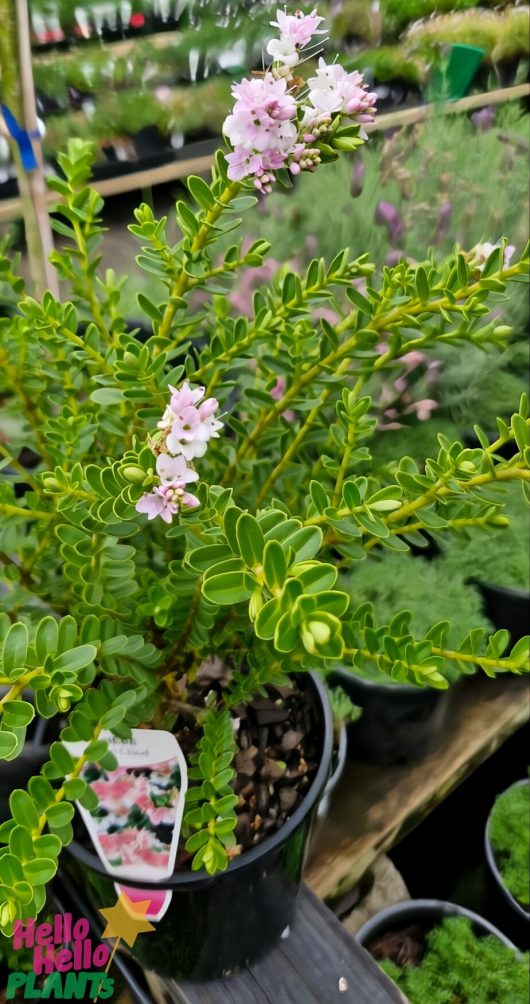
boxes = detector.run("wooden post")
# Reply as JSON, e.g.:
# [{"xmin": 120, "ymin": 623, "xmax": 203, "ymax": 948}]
[{"xmin": 0, "ymin": 0, "xmax": 59, "ymax": 296}]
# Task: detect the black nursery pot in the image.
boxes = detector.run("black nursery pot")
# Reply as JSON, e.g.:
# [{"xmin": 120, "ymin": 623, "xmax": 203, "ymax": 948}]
[
  {"xmin": 485, "ymin": 779, "xmax": 530, "ymax": 949},
  {"xmin": 472, "ymin": 579, "xmax": 529, "ymax": 643},
  {"xmin": 65, "ymin": 672, "xmax": 333, "ymax": 981},
  {"xmin": 356, "ymin": 898, "xmax": 517, "ymax": 952},
  {"xmin": 328, "ymin": 668, "xmax": 449, "ymax": 765}
]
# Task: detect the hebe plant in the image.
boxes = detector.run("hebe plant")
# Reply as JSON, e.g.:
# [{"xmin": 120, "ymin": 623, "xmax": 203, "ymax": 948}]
[{"xmin": 0, "ymin": 8, "xmax": 529, "ymax": 934}]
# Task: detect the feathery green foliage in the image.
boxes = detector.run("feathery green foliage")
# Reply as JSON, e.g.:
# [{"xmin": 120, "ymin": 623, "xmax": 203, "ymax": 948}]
[
  {"xmin": 441, "ymin": 482, "xmax": 530, "ymax": 590},
  {"xmin": 489, "ymin": 781, "xmax": 530, "ymax": 909},
  {"xmin": 380, "ymin": 915, "xmax": 529, "ymax": 1003}
]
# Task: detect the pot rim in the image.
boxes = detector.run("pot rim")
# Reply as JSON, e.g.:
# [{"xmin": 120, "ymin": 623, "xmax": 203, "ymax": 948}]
[
  {"xmin": 66, "ymin": 670, "xmax": 333, "ymax": 889},
  {"xmin": 485, "ymin": 778, "xmax": 530, "ymax": 923},
  {"xmin": 329, "ymin": 664, "xmax": 446, "ymax": 697},
  {"xmin": 355, "ymin": 897, "xmax": 518, "ymax": 951}
]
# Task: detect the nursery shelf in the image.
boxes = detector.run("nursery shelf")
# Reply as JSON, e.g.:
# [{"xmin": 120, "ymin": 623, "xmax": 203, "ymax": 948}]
[
  {"xmin": 0, "ymin": 83, "xmax": 528, "ymax": 223},
  {"xmin": 306, "ymin": 675, "xmax": 530, "ymax": 903},
  {"xmin": 32, "ymin": 28, "xmax": 183, "ymax": 62}
]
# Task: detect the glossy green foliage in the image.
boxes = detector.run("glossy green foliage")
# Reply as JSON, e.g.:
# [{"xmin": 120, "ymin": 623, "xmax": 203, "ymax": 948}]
[
  {"xmin": 380, "ymin": 916, "xmax": 530, "ymax": 1003},
  {"xmin": 184, "ymin": 709, "xmax": 238, "ymax": 874},
  {"xmin": 489, "ymin": 782, "xmax": 530, "ymax": 909},
  {"xmin": 0, "ymin": 134, "xmax": 529, "ymax": 927}
]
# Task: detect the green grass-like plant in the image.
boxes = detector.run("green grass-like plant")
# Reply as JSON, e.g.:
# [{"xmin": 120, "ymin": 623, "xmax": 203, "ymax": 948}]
[
  {"xmin": 441, "ymin": 482, "xmax": 530, "ymax": 590},
  {"xmin": 489, "ymin": 781, "xmax": 530, "ymax": 909},
  {"xmin": 380, "ymin": 915, "xmax": 529, "ymax": 1003}
]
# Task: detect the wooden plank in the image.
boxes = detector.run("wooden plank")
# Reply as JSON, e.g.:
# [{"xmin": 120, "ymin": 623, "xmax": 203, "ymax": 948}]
[
  {"xmin": 0, "ymin": 84, "xmax": 528, "ymax": 223},
  {"xmin": 364, "ymin": 82, "xmax": 530, "ymax": 134},
  {"xmin": 306, "ymin": 675, "xmax": 530, "ymax": 902},
  {"xmin": 163, "ymin": 886, "xmax": 405, "ymax": 1004}
]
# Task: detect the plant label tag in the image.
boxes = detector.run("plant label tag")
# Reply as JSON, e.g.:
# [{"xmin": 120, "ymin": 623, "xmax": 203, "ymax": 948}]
[{"xmin": 65, "ymin": 729, "xmax": 187, "ymax": 921}]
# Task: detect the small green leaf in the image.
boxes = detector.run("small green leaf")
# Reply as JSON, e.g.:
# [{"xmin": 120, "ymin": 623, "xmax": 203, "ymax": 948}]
[
  {"xmin": 2, "ymin": 623, "xmax": 28, "ymax": 674},
  {"xmin": 10, "ymin": 790, "xmax": 40, "ymax": 830},
  {"xmin": 45, "ymin": 802, "xmax": 75, "ymax": 828},
  {"xmin": 236, "ymin": 513, "xmax": 264, "ymax": 568},
  {"xmin": 53, "ymin": 645, "xmax": 97, "ymax": 673},
  {"xmin": 415, "ymin": 266, "xmax": 430, "ymax": 303},
  {"xmin": 23, "ymin": 858, "xmax": 57, "ymax": 885},
  {"xmin": 2, "ymin": 702, "xmax": 35, "ymax": 729},
  {"xmin": 202, "ymin": 571, "xmax": 254, "ymax": 605},
  {"xmin": 187, "ymin": 175, "xmax": 215, "ymax": 210}
]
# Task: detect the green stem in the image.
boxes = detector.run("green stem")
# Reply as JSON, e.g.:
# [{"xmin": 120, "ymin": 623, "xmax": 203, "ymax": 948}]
[
  {"xmin": 0, "ymin": 503, "xmax": 53, "ymax": 520},
  {"xmin": 362, "ymin": 514, "xmax": 511, "ymax": 551},
  {"xmin": 157, "ymin": 181, "xmax": 240, "ymax": 341},
  {"xmin": 344, "ymin": 645, "xmax": 527, "ymax": 675},
  {"xmin": 227, "ymin": 263, "xmax": 526, "ymax": 476},
  {"xmin": 255, "ymin": 360, "xmax": 352, "ymax": 506},
  {"xmin": 0, "ymin": 669, "xmax": 41, "ymax": 709},
  {"xmin": 35, "ymin": 726, "xmax": 103, "ymax": 836}
]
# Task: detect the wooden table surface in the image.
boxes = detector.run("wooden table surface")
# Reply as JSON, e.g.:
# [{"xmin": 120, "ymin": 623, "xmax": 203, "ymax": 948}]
[
  {"xmin": 306, "ymin": 675, "xmax": 530, "ymax": 902},
  {"xmin": 160, "ymin": 886, "xmax": 405, "ymax": 1004}
]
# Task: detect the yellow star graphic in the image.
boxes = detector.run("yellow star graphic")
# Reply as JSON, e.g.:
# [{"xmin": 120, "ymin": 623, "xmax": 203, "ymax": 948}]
[{"xmin": 99, "ymin": 891, "xmax": 156, "ymax": 948}]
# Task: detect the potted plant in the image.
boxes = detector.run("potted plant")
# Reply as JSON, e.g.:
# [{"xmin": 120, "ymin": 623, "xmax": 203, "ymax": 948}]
[
  {"xmin": 329, "ymin": 551, "xmax": 493, "ymax": 763},
  {"xmin": 441, "ymin": 482, "xmax": 530, "ymax": 640},
  {"xmin": 0, "ymin": 7, "xmax": 529, "ymax": 982},
  {"xmin": 485, "ymin": 778, "xmax": 530, "ymax": 946},
  {"xmin": 356, "ymin": 899, "xmax": 529, "ymax": 1002},
  {"xmin": 313, "ymin": 685, "xmax": 354, "ymax": 824}
]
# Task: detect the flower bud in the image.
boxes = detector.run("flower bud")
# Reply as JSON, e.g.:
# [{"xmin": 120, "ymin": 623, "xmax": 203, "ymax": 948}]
[
  {"xmin": 42, "ymin": 476, "xmax": 60, "ymax": 490},
  {"xmin": 307, "ymin": 619, "xmax": 331, "ymax": 645},
  {"xmin": 249, "ymin": 588, "xmax": 265, "ymax": 622},
  {"xmin": 490, "ymin": 515, "xmax": 510, "ymax": 528},
  {"xmin": 122, "ymin": 465, "xmax": 147, "ymax": 484}
]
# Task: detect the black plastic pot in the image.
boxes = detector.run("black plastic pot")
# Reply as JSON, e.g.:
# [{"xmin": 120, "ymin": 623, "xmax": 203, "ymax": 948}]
[
  {"xmin": 485, "ymin": 779, "xmax": 530, "ymax": 949},
  {"xmin": 65, "ymin": 672, "xmax": 333, "ymax": 980},
  {"xmin": 472, "ymin": 579, "xmax": 529, "ymax": 643},
  {"xmin": 328, "ymin": 668, "xmax": 450, "ymax": 765},
  {"xmin": 356, "ymin": 898, "xmax": 517, "ymax": 952}
]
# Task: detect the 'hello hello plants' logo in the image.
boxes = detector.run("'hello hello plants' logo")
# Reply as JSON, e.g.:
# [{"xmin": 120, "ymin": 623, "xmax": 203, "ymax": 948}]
[{"xmin": 7, "ymin": 892, "xmax": 154, "ymax": 1000}]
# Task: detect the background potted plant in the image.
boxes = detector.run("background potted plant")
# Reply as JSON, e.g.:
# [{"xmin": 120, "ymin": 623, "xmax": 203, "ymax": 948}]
[
  {"xmin": 356, "ymin": 899, "xmax": 528, "ymax": 1002},
  {"xmin": 0, "ymin": 6, "xmax": 529, "ymax": 983},
  {"xmin": 328, "ymin": 550, "xmax": 493, "ymax": 763},
  {"xmin": 485, "ymin": 777, "xmax": 530, "ymax": 947},
  {"xmin": 440, "ymin": 483, "xmax": 530, "ymax": 640}
]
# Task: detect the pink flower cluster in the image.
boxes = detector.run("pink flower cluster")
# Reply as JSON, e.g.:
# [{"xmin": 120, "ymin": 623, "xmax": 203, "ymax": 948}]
[
  {"xmin": 306, "ymin": 60, "xmax": 377, "ymax": 124},
  {"xmin": 99, "ymin": 829, "xmax": 170, "ymax": 869},
  {"xmin": 225, "ymin": 76, "xmax": 298, "ymax": 192},
  {"xmin": 136, "ymin": 383, "xmax": 223, "ymax": 525},
  {"xmin": 223, "ymin": 9, "xmax": 376, "ymax": 192}
]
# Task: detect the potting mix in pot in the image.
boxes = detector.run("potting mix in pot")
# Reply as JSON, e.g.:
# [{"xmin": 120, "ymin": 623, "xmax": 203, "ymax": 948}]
[{"xmin": 0, "ymin": 3, "xmax": 529, "ymax": 988}]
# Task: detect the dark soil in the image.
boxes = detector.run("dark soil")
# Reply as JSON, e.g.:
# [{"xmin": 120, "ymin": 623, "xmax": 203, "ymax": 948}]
[
  {"xmin": 367, "ymin": 925, "xmax": 426, "ymax": 968},
  {"xmin": 175, "ymin": 676, "xmax": 319, "ymax": 869}
]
